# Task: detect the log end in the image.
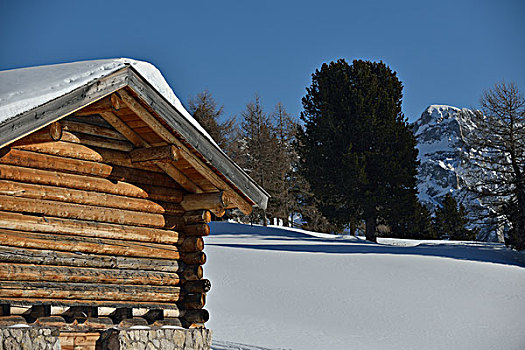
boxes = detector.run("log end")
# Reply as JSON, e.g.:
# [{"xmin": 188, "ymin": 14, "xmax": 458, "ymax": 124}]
[
  {"xmin": 50, "ymin": 122, "xmax": 63, "ymax": 141},
  {"xmin": 182, "ymin": 252, "xmax": 206, "ymax": 266},
  {"xmin": 182, "ymin": 309, "xmax": 209, "ymax": 324},
  {"xmin": 183, "ymin": 279, "xmax": 211, "ymax": 294},
  {"xmin": 180, "ymin": 266, "xmax": 203, "ymax": 281},
  {"xmin": 110, "ymin": 93, "xmax": 121, "ymax": 111}
]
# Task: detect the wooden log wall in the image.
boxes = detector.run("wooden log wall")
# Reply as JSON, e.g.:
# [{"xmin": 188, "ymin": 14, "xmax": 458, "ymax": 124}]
[{"xmin": 0, "ymin": 114, "xmax": 211, "ymax": 327}]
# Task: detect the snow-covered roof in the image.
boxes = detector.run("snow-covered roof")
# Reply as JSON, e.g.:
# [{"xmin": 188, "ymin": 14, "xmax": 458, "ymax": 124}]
[
  {"xmin": 0, "ymin": 58, "xmax": 216, "ymax": 147},
  {"xmin": 0, "ymin": 58, "xmax": 269, "ymax": 210}
]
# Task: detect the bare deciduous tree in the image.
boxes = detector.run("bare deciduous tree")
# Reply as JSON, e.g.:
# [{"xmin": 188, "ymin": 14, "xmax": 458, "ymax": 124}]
[{"xmin": 462, "ymin": 81, "xmax": 525, "ymax": 249}]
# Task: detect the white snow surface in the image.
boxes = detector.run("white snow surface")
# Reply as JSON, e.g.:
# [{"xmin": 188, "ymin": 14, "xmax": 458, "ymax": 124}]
[
  {"xmin": 205, "ymin": 222, "xmax": 525, "ymax": 350},
  {"xmin": 0, "ymin": 58, "xmax": 216, "ymax": 146}
]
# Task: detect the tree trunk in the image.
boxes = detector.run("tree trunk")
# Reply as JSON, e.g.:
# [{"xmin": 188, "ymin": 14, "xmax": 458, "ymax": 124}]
[
  {"xmin": 365, "ymin": 214, "xmax": 377, "ymax": 242},
  {"xmin": 349, "ymin": 221, "xmax": 356, "ymax": 237}
]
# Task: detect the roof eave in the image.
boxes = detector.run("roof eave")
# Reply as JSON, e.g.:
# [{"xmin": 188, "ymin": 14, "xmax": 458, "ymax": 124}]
[
  {"xmin": 125, "ymin": 65, "xmax": 269, "ymax": 210},
  {"xmin": 0, "ymin": 67, "xmax": 129, "ymax": 149}
]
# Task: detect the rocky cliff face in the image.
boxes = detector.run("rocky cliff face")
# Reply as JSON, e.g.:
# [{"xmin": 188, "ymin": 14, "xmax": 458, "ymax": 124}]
[{"xmin": 412, "ymin": 105, "xmax": 504, "ymax": 242}]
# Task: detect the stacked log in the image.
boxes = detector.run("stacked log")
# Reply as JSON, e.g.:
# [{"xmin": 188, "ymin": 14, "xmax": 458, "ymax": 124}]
[
  {"xmin": 0, "ymin": 113, "xmax": 211, "ymax": 327},
  {"xmin": 179, "ymin": 210, "xmax": 212, "ymax": 326}
]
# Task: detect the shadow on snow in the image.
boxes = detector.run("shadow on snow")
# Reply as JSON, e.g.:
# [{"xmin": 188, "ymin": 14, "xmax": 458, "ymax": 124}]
[{"xmin": 208, "ymin": 222, "xmax": 525, "ymax": 268}]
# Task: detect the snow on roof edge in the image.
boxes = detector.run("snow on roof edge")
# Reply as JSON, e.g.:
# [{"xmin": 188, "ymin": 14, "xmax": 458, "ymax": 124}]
[
  {"xmin": 0, "ymin": 58, "xmax": 218, "ymax": 147},
  {"xmin": 0, "ymin": 59, "xmax": 123, "ymax": 126}
]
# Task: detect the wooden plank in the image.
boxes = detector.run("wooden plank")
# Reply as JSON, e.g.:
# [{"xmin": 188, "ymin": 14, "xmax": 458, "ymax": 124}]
[
  {"xmin": 118, "ymin": 88, "xmax": 255, "ymax": 214},
  {"xmin": 130, "ymin": 145, "xmax": 179, "ymax": 163},
  {"xmin": 0, "ymin": 164, "xmax": 183, "ymax": 203},
  {"xmin": 117, "ymin": 115, "xmax": 142, "ymax": 123},
  {"xmin": 15, "ymin": 140, "xmax": 111, "ymax": 163},
  {"xmin": 141, "ymin": 134, "xmax": 165, "ymax": 145},
  {"xmin": 0, "ymin": 228, "xmax": 181, "ymax": 260},
  {"xmin": 0, "ymin": 263, "xmax": 181, "ymax": 286},
  {"xmin": 0, "ymin": 180, "xmax": 170, "ymax": 215},
  {"xmin": 73, "ymin": 96, "xmax": 116, "ymax": 116},
  {"xmin": 99, "ymin": 110, "xmax": 200, "ymax": 193},
  {"xmin": 61, "ymin": 131, "xmax": 133, "ymax": 151},
  {"xmin": 0, "ymin": 281, "xmax": 181, "ymax": 302},
  {"xmin": 0, "ymin": 148, "xmax": 177, "ymax": 187},
  {"xmin": 0, "ymin": 211, "xmax": 180, "ymax": 244},
  {"xmin": 156, "ymin": 162, "xmax": 201, "ymax": 193},
  {"xmin": 0, "ymin": 229, "xmax": 203, "ymax": 265},
  {"xmin": 66, "ymin": 115, "xmax": 113, "ymax": 129},
  {"xmin": 0, "ymin": 195, "xmax": 166, "ymax": 228},
  {"xmin": 126, "ymin": 120, "xmax": 148, "ymax": 128},
  {"xmin": 133, "ymin": 126, "xmax": 156, "ymax": 134},
  {"xmin": 61, "ymin": 120, "xmax": 126, "ymax": 140},
  {"xmin": 0, "ymin": 245, "xmax": 202, "ymax": 277},
  {"xmin": 99, "ymin": 111, "xmax": 147, "ymax": 147},
  {"xmin": 14, "ymin": 141, "xmax": 161, "ymax": 172}
]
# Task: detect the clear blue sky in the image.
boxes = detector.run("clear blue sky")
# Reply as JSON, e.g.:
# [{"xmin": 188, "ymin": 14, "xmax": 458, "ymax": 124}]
[{"xmin": 1, "ymin": 0, "xmax": 523, "ymax": 123}]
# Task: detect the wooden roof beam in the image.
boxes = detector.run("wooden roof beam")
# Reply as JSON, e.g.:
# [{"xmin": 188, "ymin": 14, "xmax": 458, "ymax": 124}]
[
  {"xmin": 130, "ymin": 145, "xmax": 179, "ymax": 164},
  {"xmin": 181, "ymin": 192, "xmax": 230, "ymax": 213},
  {"xmin": 117, "ymin": 89, "xmax": 254, "ymax": 215},
  {"xmin": 74, "ymin": 97, "xmax": 116, "ymax": 116},
  {"xmin": 96, "ymin": 109, "xmax": 202, "ymax": 194}
]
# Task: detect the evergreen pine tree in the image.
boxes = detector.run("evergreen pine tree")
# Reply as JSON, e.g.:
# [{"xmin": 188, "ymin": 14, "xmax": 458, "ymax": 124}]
[
  {"xmin": 297, "ymin": 59, "xmax": 419, "ymax": 241},
  {"xmin": 434, "ymin": 194, "xmax": 477, "ymax": 241},
  {"xmin": 397, "ymin": 202, "xmax": 436, "ymax": 239},
  {"xmin": 188, "ymin": 90, "xmax": 235, "ymax": 151}
]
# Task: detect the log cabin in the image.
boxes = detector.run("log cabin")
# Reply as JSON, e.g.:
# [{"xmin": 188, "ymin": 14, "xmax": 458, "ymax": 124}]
[{"xmin": 0, "ymin": 59, "xmax": 269, "ymax": 349}]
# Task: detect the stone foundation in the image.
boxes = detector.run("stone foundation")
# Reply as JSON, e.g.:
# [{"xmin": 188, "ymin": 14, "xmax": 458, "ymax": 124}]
[
  {"xmin": 100, "ymin": 328, "xmax": 211, "ymax": 350},
  {"xmin": 0, "ymin": 326, "xmax": 60, "ymax": 350},
  {"xmin": 0, "ymin": 326, "xmax": 211, "ymax": 350}
]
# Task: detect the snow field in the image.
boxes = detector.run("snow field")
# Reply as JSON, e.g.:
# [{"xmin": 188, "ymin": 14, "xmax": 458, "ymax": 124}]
[{"xmin": 205, "ymin": 222, "xmax": 525, "ymax": 350}]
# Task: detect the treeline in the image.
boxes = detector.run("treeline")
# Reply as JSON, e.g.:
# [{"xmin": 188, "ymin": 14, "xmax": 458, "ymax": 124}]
[
  {"xmin": 187, "ymin": 89, "xmax": 476, "ymax": 240},
  {"xmin": 187, "ymin": 61, "xmax": 523, "ymax": 249},
  {"xmin": 187, "ymin": 91, "xmax": 305, "ymax": 226}
]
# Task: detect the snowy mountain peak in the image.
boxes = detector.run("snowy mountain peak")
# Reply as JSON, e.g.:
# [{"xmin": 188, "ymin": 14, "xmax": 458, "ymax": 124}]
[
  {"xmin": 412, "ymin": 105, "xmax": 465, "ymax": 143},
  {"xmin": 414, "ymin": 105, "xmax": 468, "ymax": 206},
  {"xmin": 413, "ymin": 105, "xmax": 502, "ymax": 242},
  {"xmin": 418, "ymin": 105, "xmax": 461, "ymax": 125}
]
